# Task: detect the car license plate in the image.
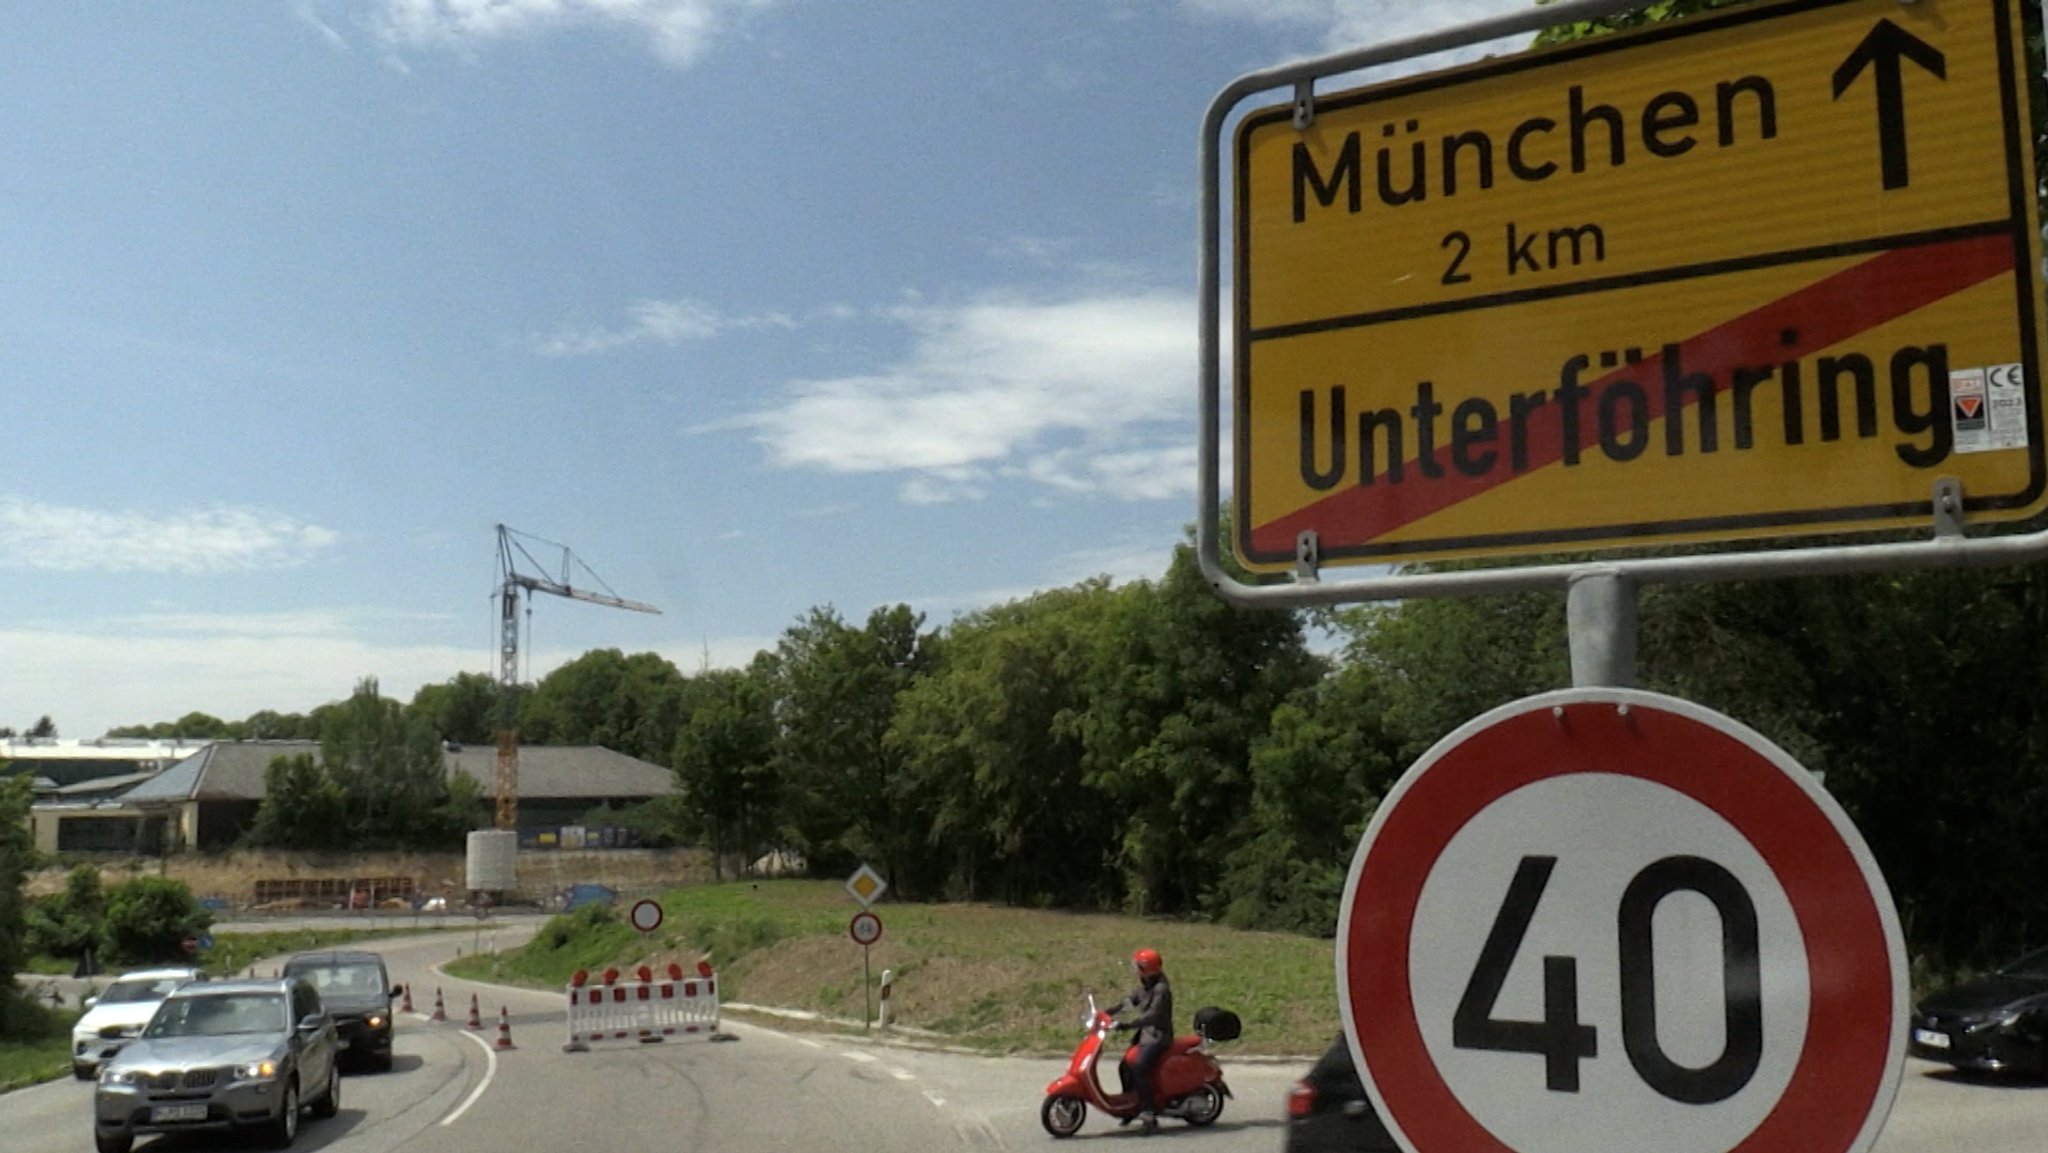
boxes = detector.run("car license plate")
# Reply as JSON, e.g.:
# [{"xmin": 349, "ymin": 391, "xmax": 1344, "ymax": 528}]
[
  {"xmin": 149, "ymin": 1104, "xmax": 208, "ymax": 1123},
  {"xmin": 1912, "ymin": 1028, "xmax": 1951, "ymax": 1050}
]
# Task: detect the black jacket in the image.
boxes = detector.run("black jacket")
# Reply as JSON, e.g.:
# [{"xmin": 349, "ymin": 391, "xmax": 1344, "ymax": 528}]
[{"xmin": 1115, "ymin": 975, "xmax": 1174, "ymax": 1046}]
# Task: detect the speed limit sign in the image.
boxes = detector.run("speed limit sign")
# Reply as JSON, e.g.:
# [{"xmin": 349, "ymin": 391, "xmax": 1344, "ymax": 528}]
[{"xmin": 1339, "ymin": 689, "xmax": 1905, "ymax": 1153}]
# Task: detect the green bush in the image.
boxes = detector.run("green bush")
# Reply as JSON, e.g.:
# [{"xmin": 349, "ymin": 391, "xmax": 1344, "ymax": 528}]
[
  {"xmin": 25, "ymin": 866, "xmax": 106, "ymax": 960},
  {"xmin": 103, "ymin": 876, "xmax": 212, "ymax": 965}
]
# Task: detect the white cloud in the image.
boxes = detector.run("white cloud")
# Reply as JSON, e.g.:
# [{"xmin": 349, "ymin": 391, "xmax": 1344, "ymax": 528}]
[
  {"xmin": 1182, "ymin": 0, "xmax": 1534, "ymax": 72},
  {"xmin": 538, "ymin": 298, "xmax": 795, "ymax": 356},
  {"xmin": 294, "ymin": 3, "xmax": 350, "ymax": 50},
  {"xmin": 0, "ymin": 497, "xmax": 338, "ymax": 574},
  {"xmin": 731, "ymin": 290, "xmax": 1197, "ymax": 504},
  {"xmin": 370, "ymin": 0, "xmax": 773, "ymax": 68}
]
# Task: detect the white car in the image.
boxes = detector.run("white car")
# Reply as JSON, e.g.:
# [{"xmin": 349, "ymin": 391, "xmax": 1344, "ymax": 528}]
[{"xmin": 71, "ymin": 968, "xmax": 206, "ymax": 1080}]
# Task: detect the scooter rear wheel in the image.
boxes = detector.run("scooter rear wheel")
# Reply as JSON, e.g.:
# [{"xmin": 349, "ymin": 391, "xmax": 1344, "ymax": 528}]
[
  {"xmin": 1181, "ymin": 1084, "xmax": 1225, "ymax": 1126},
  {"xmin": 1041, "ymin": 1094, "xmax": 1087, "ymax": 1138}
]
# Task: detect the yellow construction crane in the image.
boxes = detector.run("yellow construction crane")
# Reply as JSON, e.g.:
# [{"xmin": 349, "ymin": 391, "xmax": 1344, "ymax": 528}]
[{"xmin": 493, "ymin": 524, "xmax": 660, "ymax": 830}]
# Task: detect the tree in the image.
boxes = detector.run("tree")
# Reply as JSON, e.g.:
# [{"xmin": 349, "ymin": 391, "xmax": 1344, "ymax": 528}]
[
  {"xmin": 1215, "ymin": 658, "xmax": 1401, "ymax": 934},
  {"xmin": 25, "ymin": 865, "xmax": 107, "ymax": 961},
  {"xmin": 1078, "ymin": 538, "xmax": 1322, "ymax": 915},
  {"xmin": 102, "ymin": 877, "xmax": 211, "ymax": 965},
  {"xmin": 247, "ymin": 754, "xmax": 349, "ymax": 851},
  {"xmin": 520, "ymin": 650, "xmax": 687, "ymax": 765},
  {"xmin": 770, "ymin": 605, "xmax": 941, "ymax": 890},
  {"xmin": 26, "ymin": 715, "xmax": 55, "ymax": 738},
  {"xmin": 0, "ymin": 776, "xmax": 37, "ymax": 1038},
  {"xmin": 319, "ymin": 677, "xmax": 471, "ymax": 848},
  {"xmin": 247, "ymin": 678, "xmax": 479, "ymax": 851},
  {"xmin": 409, "ymin": 672, "xmax": 501, "ymax": 746},
  {"xmin": 670, "ymin": 662, "xmax": 780, "ymax": 879},
  {"xmin": 890, "ymin": 582, "xmax": 1125, "ymax": 906},
  {"xmin": 1532, "ymin": 0, "xmax": 1756, "ymax": 45}
]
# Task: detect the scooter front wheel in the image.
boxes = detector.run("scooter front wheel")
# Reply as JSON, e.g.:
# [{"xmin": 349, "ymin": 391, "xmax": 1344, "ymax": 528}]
[{"xmin": 1041, "ymin": 1094, "xmax": 1087, "ymax": 1138}]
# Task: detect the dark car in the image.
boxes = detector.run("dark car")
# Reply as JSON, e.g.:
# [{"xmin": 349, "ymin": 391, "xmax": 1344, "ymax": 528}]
[
  {"xmin": 1910, "ymin": 945, "xmax": 2048, "ymax": 1075},
  {"xmin": 93, "ymin": 976, "xmax": 340, "ymax": 1153},
  {"xmin": 1284, "ymin": 1036, "xmax": 1398, "ymax": 1152},
  {"xmin": 282, "ymin": 950, "xmax": 400, "ymax": 1072}
]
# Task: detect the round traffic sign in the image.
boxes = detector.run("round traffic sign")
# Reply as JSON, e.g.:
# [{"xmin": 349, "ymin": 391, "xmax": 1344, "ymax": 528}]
[
  {"xmin": 848, "ymin": 911, "xmax": 883, "ymax": 947},
  {"xmin": 1338, "ymin": 689, "xmax": 1904, "ymax": 1153},
  {"xmin": 629, "ymin": 898, "xmax": 664, "ymax": 934}
]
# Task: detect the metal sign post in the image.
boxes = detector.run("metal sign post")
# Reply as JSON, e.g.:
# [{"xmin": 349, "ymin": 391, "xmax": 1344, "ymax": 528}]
[{"xmin": 849, "ymin": 911, "xmax": 884, "ymax": 1033}]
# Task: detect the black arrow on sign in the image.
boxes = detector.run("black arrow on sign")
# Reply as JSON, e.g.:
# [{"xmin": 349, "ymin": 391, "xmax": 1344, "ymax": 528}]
[{"xmin": 1832, "ymin": 18, "xmax": 1947, "ymax": 190}]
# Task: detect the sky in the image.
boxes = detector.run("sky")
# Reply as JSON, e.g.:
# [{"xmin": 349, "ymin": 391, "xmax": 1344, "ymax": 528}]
[{"xmin": 2, "ymin": 0, "xmax": 1540, "ymax": 739}]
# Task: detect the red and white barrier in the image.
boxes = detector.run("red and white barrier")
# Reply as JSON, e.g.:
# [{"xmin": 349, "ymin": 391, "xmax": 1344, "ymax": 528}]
[{"xmin": 563, "ymin": 962, "xmax": 721, "ymax": 1052}]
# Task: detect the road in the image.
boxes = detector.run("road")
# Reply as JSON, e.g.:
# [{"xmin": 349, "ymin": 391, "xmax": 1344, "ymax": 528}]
[{"xmin": 6, "ymin": 927, "xmax": 2043, "ymax": 1152}]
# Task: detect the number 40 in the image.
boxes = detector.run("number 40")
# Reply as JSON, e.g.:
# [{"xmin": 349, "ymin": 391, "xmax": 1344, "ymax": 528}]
[{"xmin": 1451, "ymin": 855, "xmax": 1763, "ymax": 1105}]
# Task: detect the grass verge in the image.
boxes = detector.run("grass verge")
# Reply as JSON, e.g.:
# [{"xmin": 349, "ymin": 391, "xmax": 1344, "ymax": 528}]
[
  {"xmin": 447, "ymin": 880, "xmax": 1339, "ymax": 1056},
  {"xmin": 0, "ymin": 999, "xmax": 80, "ymax": 1093}
]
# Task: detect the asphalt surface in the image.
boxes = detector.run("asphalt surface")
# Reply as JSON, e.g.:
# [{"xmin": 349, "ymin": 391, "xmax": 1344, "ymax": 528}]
[{"xmin": 6, "ymin": 926, "xmax": 2045, "ymax": 1152}]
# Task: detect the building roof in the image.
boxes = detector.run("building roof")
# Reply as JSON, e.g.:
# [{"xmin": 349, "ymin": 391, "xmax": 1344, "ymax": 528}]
[
  {"xmin": 120, "ymin": 740, "xmax": 674, "ymax": 805},
  {"xmin": 50, "ymin": 770, "xmax": 160, "ymax": 797},
  {"xmin": 0, "ymin": 737, "xmax": 213, "ymax": 761}
]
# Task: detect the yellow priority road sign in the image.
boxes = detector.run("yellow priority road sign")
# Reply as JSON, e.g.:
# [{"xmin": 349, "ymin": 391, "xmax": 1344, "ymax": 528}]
[{"xmin": 1232, "ymin": 0, "xmax": 2048, "ymax": 571}]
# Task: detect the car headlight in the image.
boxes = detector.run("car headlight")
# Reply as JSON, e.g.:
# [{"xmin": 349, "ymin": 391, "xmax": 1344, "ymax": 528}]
[
  {"xmin": 99, "ymin": 1069, "xmax": 139, "ymax": 1086},
  {"xmin": 232, "ymin": 1061, "xmax": 279, "ymax": 1081}
]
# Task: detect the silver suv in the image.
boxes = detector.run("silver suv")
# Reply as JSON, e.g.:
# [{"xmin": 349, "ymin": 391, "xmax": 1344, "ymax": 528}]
[{"xmin": 92, "ymin": 976, "xmax": 341, "ymax": 1153}]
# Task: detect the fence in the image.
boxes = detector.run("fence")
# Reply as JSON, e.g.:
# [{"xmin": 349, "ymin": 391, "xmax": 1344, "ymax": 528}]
[{"xmin": 563, "ymin": 963, "xmax": 724, "ymax": 1051}]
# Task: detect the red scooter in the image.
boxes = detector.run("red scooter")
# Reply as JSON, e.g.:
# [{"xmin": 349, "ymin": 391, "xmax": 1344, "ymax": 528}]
[{"xmin": 1040, "ymin": 992, "xmax": 1238, "ymax": 1137}]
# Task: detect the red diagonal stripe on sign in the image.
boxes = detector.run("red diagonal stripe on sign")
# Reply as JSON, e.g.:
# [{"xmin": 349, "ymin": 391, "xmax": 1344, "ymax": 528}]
[{"xmin": 1248, "ymin": 232, "xmax": 2016, "ymax": 557}]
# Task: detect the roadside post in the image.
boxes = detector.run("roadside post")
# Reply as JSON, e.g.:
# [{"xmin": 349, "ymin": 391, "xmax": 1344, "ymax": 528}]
[
  {"xmin": 845, "ymin": 864, "xmax": 888, "ymax": 1031},
  {"xmin": 1195, "ymin": 2, "xmax": 2048, "ymax": 1151}
]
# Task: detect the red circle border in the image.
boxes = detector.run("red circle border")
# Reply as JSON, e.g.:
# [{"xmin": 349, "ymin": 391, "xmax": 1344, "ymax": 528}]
[{"xmin": 1344, "ymin": 694, "xmax": 1899, "ymax": 1153}]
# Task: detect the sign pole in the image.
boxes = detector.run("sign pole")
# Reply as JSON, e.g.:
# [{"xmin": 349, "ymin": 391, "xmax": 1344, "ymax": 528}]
[
  {"xmin": 863, "ymin": 946, "xmax": 872, "ymax": 1034},
  {"xmin": 1567, "ymin": 569, "xmax": 1637, "ymax": 689}
]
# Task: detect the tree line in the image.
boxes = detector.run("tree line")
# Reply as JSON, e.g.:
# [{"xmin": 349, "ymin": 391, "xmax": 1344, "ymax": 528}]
[{"xmin": 61, "ymin": 532, "xmax": 2048, "ymax": 978}]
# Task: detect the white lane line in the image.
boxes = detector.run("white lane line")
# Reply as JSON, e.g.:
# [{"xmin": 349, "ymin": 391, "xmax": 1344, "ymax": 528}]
[
  {"xmin": 798, "ymin": 1038, "xmax": 825, "ymax": 1050},
  {"xmin": 841, "ymin": 1051, "xmax": 878, "ymax": 1064},
  {"xmin": 438, "ymin": 1027, "xmax": 499, "ymax": 1127},
  {"xmin": 922, "ymin": 1088, "xmax": 947, "ymax": 1108},
  {"xmin": 890, "ymin": 1068, "xmax": 915, "ymax": 1081}
]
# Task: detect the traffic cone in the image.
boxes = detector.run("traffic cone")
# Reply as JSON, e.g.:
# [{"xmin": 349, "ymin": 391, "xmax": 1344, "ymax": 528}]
[
  {"xmin": 400, "ymin": 985, "xmax": 414, "ymax": 1014},
  {"xmin": 494, "ymin": 1006, "xmax": 516, "ymax": 1051},
  {"xmin": 465, "ymin": 993, "xmax": 482, "ymax": 1030},
  {"xmin": 430, "ymin": 988, "xmax": 447, "ymax": 1023}
]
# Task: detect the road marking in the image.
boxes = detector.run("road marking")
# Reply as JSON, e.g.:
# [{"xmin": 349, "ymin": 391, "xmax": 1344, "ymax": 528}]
[
  {"xmin": 798, "ymin": 1038, "xmax": 824, "ymax": 1050},
  {"xmin": 841, "ymin": 1051, "xmax": 878, "ymax": 1064},
  {"xmin": 922, "ymin": 1088, "xmax": 947, "ymax": 1108},
  {"xmin": 891, "ymin": 1068, "xmax": 915, "ymax": 1081},
  {"xmin": 438, "ymin": 1026, "xmax": 498, "ymax": 1127}
]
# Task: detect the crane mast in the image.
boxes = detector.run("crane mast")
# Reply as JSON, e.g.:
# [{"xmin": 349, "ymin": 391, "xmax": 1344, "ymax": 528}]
[{"xmin": 493, "ymin": 524, "xmax": 660, "ymax": 830}]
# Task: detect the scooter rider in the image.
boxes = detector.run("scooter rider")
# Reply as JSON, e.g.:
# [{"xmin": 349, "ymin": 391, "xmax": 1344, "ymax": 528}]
[{"xmin": 1108, "ymin": 947, "xmax": 1173, "ymax": 1132}]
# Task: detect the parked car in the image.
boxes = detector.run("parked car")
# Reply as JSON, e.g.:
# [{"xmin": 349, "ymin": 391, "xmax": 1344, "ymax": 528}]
[
  {"xmin": 93, "ymin": 976, "xmax": 340, "ymax": 1153},
  {"xmin": 1909, "ymin": 944, "xmax": 2048, "ymax": 1075},
  {"xmin": 281, "ymin": 949, "xmax": 400, "ymax": 1072},
  {"xmin": 1284, "ymin": 1036, "xmax": 1399, "ymax": 1153},
  {"xmin": 70, "ymin": 967, "xmax": 206, "ymax": 1080}
]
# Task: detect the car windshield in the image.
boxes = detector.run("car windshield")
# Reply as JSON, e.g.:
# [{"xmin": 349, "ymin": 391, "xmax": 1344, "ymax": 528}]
[
  {"xmin": 287, "ymin": 962, "xmax": 385, "ymax": 998},
  {"xmin": 1998, "ymin": 946, "xmax": 2048, "ymax": 979},
  {"xmin": 144, "ymin": 994, "xmax": 288, "ymax": 1038},
  {"xmin": 98, "ymin": 977, "xmax": 185, "ymax": 1005}
]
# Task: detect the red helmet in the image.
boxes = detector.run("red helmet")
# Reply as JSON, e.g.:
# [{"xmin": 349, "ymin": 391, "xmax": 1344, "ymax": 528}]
[{"xmin": 1133, "ymin": 948, "xmax": 1163, "ymax": 978}]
